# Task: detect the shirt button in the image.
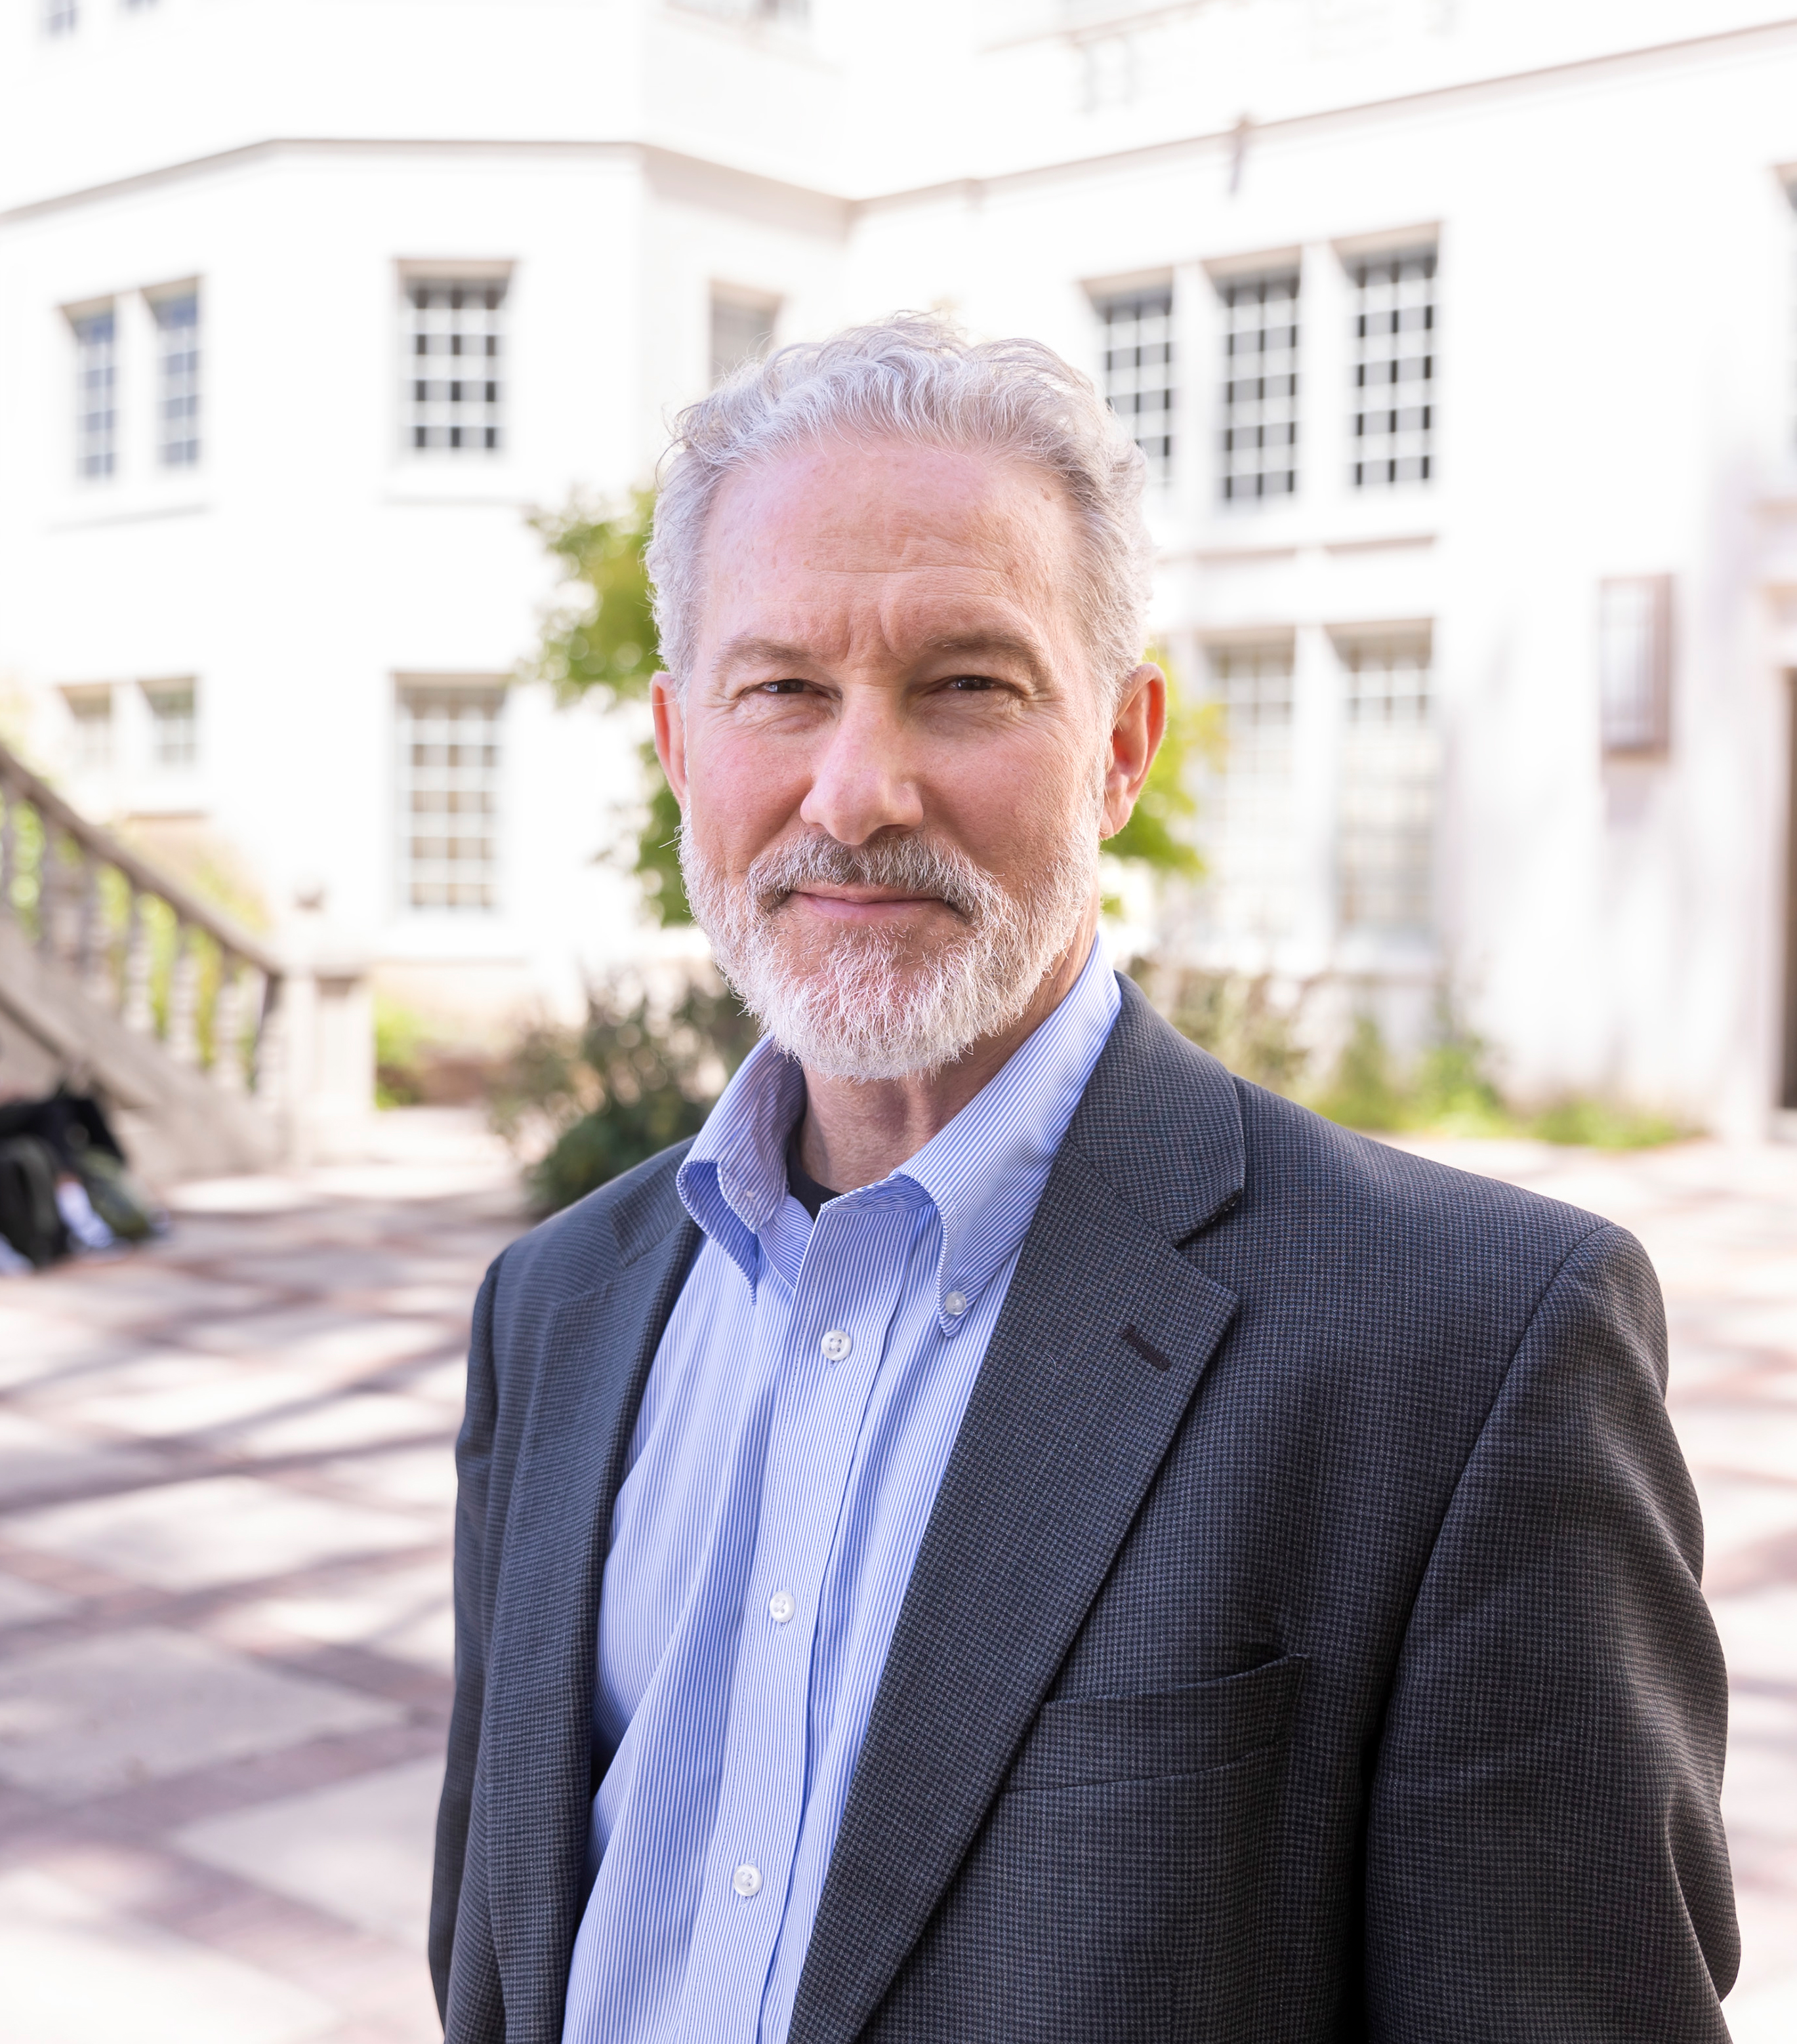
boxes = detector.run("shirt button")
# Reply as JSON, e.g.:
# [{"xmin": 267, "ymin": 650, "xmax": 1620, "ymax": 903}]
[
  {"xmin": 733, "ymin": 1864, "xmax": 762, "ymax": 1899},
  {"xmin": 944, "ymin": 1290, "xmax": 968, "ymax": 1317},
  {"xmin": 768, "ymin": 1590, "xmax": 795, "ymax": 1624},
  {"xmin": 819, "ymin": 1329, "xmax": 852, "ymax": 1362}
]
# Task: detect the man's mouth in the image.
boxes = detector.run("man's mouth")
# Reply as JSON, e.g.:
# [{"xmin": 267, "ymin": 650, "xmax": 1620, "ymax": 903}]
[{"xmin": 785, "ymin": 887, "xmax": 956, "ymax": 925}]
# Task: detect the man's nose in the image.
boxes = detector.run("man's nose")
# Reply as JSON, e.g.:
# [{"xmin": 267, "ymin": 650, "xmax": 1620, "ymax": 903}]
[{"xmin": 798, "ymin": 699, "xmax": 924, "ymax": 847}]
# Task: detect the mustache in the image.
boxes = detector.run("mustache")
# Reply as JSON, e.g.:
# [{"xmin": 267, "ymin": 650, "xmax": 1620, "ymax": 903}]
[{"xmin": 744, "ymin": 831, "xmax": 1002, "ymax": 923}]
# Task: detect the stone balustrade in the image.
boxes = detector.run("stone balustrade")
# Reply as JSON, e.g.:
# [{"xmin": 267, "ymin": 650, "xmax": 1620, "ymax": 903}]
[{"xmin": 0, "ymin": 737, "xmax": 287, "ymax": 1128}]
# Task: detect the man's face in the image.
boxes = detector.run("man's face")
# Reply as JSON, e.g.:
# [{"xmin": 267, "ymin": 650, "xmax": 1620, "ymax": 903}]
[{"xmin": 655, "ymin": 436, "xmax": 1147, "ymax": 1078}]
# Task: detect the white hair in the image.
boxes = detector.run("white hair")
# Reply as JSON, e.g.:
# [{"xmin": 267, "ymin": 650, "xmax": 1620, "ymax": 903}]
[{"xmin": 645, "ymin": 311, "xmax": 1153, "ymax": 702}]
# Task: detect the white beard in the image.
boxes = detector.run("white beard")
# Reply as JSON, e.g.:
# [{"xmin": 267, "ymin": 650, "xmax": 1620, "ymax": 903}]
[{"xmin": 680, "ymin": 801, "xmax": 1101, "ymax": 1082}]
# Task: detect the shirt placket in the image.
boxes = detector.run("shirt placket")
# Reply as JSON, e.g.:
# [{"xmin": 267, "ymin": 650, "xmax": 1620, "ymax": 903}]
[{"xmin": 673, "ymin": 1190, "xmax": 924, "ymax": 2041}]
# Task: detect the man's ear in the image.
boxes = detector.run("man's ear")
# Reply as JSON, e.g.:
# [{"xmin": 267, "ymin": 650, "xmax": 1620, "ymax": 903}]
[
  {"xmin": 1101, "ymin": 662, "xmax": 1167, "ymax": 838},
  {"xmin": 651, "ymin": 672, "xmax": 688, "ymax": 809}
]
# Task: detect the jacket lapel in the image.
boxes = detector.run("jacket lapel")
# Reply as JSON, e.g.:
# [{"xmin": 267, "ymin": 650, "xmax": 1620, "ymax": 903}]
[
  {"xmin": 789, "ymin": 984, "xmax": 1245, "ymax": 2044},
  {"xmin": 483, "ymin": 1198, "xmax": 701, "ymax": 2039}
]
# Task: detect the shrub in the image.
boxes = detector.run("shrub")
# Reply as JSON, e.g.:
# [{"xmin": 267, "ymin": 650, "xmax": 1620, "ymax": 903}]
[
  {"xmin": 487, "ymin": 970, "xmax": 760, "ymax": 1214},
  {"xmin": 1130, "ymin": 964, "xmax": 1309, "ymax": 1095},
  {"xmin": 1137, "ymin": 962, "xmax": 1690, "ymax": 1150}
]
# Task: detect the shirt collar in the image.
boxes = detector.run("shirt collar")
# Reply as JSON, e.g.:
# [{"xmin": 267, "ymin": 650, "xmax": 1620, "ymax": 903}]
[
  {"xmin": 676, "ymin": 939, "xmax": 1121, "ymax": 1320},
  {"xmin": 895, "ymin": 937, "xmax": 1119, "ymax": 1328}
]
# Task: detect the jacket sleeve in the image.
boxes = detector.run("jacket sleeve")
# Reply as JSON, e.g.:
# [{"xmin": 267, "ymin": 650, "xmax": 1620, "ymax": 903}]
[
  {"xmin": 1365, "ymin": 1221, "xmax": 1738, "ymax": 2040},
  {"xmin": 430, "ymin": 1257, "xmax": 501, "ymax": 2022}
]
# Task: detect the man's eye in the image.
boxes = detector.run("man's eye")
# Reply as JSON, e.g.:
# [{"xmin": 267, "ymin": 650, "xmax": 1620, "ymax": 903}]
[
  {"xmin": 946, "ymin": 675, "xmax": 997, "ymax": 692},
  {"xmin": 759, "ymin": 679, "xmax": 810, "ymax": 695}
]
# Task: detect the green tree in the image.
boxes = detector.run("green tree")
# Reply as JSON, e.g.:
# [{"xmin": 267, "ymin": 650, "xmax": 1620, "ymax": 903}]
[
  {"xmin": 1104, "ymin": 651, "xmax": 1218, "ymax": 877},
  {"xmin": 527, "ymin": 493, "xmax": 690, "ymax": 924},
  {"xmin": 524, "ymin": 501, "xmax": 1208, "ymax": 919}
]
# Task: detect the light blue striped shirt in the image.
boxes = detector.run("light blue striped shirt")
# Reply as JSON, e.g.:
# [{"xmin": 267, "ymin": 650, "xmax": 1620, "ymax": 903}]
[{"xmin": 560, "ymin": 940, "xmax": 1121, "ymax": 2044}]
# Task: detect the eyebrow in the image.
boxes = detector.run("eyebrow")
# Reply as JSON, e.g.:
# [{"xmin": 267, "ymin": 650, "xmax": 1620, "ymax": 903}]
[
  {"xmin": 713, "ymin": 630, "xmax": 1054, "ymax": 687},
  {"xmin": 714, "ymin": 636, "xmax": 817, "ymax": 674}
]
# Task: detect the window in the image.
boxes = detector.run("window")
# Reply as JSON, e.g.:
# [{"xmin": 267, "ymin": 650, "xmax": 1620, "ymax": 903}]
[
  {"xmin": 64, "ymin": 687, "xmax": 114, "ymax": 773},
  {"xmin": 1349, "ymin": 247, "xmax": 1436, "ymax": 487},
  {"xmin": 45, "ymin": 0, "xmax": 77, "ymax": 32},
  {"xmin": 1202, "ymin": 640, "xmax": 1298, "ymax": 939},
  {"xmin": 710, "ymin": 291, "xmax": 778, "ymax": 387},
  {"xmin": 406, "ymin": 278, "xmax": 506, "ymax": 453},
  {"xmin": 153, "ymin": 290, "xmax": 200, "ymax": 466},
  {"xmin": 398, "ymin": 685, "xmax": 504, "ymax": 910},
  {"xmin": 144, "ymin": 683, "xmax": 197, "ymax": 769},
  {"xmin": 1218, "ymin": 269, "xmax": 1300, "ymax": 502},
  {"xmin": 1336, "ymin": 630, "xmax": 1436, "ymax": 934},
  {"xmin": 1097, "ymin": 286, "xmax": 1174, "ymax": 483},
  {"xmin": 1599, "ymin": 576, "xmax": 1672, "ymax": 755},
  {"xmin": 72, "ymin": 307, "xmax": 117, "ymax": 479}
]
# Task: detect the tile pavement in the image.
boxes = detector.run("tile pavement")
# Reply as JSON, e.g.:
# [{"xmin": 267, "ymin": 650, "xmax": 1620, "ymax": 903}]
[
  {"xmin": 0, "ymin": 1111, "xmax": 1791, "ymax": 2039},
  {"xmin": 0, "ymin": 1111, "xmax": 526, "ymax": 2044}
]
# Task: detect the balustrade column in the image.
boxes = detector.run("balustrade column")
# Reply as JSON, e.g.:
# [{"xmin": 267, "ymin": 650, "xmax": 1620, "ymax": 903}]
[
  {"xmin": 213, "ymin": 955, "xmax": 247, "ymax": 1092},
  {"xmin": 122, "ymin": 893, "xmax": 154, "ymax": 1032},
  {"xmin": 35, "ymin": 833, "xmax": 58, "ymax": 956},
  {"xmin": 79, "ymin": 855, "xmax": 110, "ymax": 1004},
  {"xmin": 167, "ymin": 924, "xmax": 200, "ymax": 1067},
  {"xmin": 0, "ymin": 790, "xmax": 15, "ymax": 921},
  {"xmin": 242, "ymin": 970, "xmax": 271, "ymax": 1097}
]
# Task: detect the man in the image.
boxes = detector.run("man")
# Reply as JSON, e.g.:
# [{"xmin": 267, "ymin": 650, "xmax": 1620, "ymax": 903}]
[{"xmin": 431, "ymin": 316, "xmax": 1737, "ymax": 2043}]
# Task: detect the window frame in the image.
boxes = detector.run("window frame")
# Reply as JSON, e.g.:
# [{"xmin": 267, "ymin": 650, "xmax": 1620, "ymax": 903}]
[
  {"xmin": 394, "ymin": 678, "xmax": 508, "ymax": 916},
  {"xmin": 1347, "ymin": 245, "xmax": 1437, "ymax": 490},
  {"xmin": 1093, "ymin": 280, "xmax": 1176, "ymax": 487},
  {"xmin": 1215, "ymin": 266, "xmax": 1302, "ymax": 506},
  {"xmin": 68, "ymin": 300, "xmax": 118, "ymax": 482},
  {"xmin": 149, "ymin": 283, "xmax": 201, "ymax": 470},
  {"xmin": 399, "ymin": 267, "xmax": 512, "ymax": 459},
  {"xmin": 1332, "ymin": 624, "xmax": 1437, "ymax": 939},
  {"xmin": 142, "ymin": 680, "xmax": 199, "ymax": 772},
  {"xmin": 1598, "ymin": 576, "xmax": 1673, "ymax": 758}
]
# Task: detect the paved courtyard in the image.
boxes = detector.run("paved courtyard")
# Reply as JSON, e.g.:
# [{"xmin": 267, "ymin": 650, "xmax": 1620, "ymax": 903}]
[{"xmin": 0, "ymin": 1113, "xmax": 1792, "ymax": 2041}]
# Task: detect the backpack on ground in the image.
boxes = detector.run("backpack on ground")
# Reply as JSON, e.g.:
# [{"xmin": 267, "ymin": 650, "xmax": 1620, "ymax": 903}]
[{"xmin": 0, "ymin": 1135, "xmax": 69, "ymax": 1269}]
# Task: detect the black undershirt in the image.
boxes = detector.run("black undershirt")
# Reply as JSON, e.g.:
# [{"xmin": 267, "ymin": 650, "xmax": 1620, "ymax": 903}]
[{"xmin": 785, "ymin": 1134, "xmax": 840, "ymax": 1220}]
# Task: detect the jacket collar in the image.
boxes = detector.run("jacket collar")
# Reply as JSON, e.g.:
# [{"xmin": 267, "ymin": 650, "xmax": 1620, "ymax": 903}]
[
  {"xmin": 788, "ymin": 981, "xmax": 1247, "ymax": 2044},
  {"xmin": 1061, "ymin": 970, "xmax": 1246, "ymax": 1244}
]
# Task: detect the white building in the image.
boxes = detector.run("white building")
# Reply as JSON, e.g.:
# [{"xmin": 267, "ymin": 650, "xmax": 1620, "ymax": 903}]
[{"xmin": 3, "ymin": 0, "xmax": 1797, "ymax": 1135}]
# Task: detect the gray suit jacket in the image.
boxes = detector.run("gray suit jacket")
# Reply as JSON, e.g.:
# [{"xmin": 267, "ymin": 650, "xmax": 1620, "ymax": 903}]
[{"xmin": 431, "ymin": 977, "xmax": 1737, "ymax": 2042}]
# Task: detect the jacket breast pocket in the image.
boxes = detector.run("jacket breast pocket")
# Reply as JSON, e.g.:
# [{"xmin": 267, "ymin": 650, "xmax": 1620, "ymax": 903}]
[
  {"xmin": 873, "ymin": 1656, "xmax": 1313, "ymax": 2041},
  {"xmin": 1004, "ymin": 1651, "xmax": 1309, "ymax": 1793}
]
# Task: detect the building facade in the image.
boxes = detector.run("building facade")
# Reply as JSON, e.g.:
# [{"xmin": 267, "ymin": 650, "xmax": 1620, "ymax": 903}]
[{"xmin": 3, "ymin": 0, "xmax": 1796, "ymax": 1133}]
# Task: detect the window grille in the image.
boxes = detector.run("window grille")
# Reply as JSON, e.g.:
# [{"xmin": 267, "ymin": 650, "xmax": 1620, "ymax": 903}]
[
  {"xmin": 1336, "ymin": 630, "xmax": 1436, "ymax": 934},
  {"xmin": 1218, "ymin": 270, "xmax": 1300, "ymax": 502},
  {"xmin": 406, "ymin": 279, "xmax": 506, "ymax": 453},
  {"xmin": 72, "ymin": 308, "xmax": 116, "ymax": 480},
  {"xmin": 45, "ymin": 0, "xmax": 77, "ymax": 32},
  {"xmin": 711, "ymin": 292, "xmax": 778, "ymax": 387},
  {"xmin": 1097, "ymin": 286, "xmax": 1174, "ymax": 484},
  {"xmin": 1202, "ymin": 640, "xmax": 1299, "ymax": 939},
  {"xmin": 1350, "ymin": 248, "xmax": 1436, "ymax": 487},
  {"xmin": 154, "ymin": 291, "xmax": 200, "ymax": 467},
  {"xmin": 64, "ymin": 689, "xmax": 114, "ymax": 773},
  {"xmin": 144, "ymin": 684, "xmax": 197, "ymax": 769},
  {"xmin": 398, "ymin": 685, "xmax": 504, "ymax": 911},
  {"xmin": 1598, "ymin": 577, "xmax": 1672, "ymax": 755}
]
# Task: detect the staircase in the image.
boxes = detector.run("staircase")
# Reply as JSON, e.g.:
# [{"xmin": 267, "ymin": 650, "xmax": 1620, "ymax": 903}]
[{"xmin": 0, "ymin": 739, "xmax": 297, "ymax": 1183}]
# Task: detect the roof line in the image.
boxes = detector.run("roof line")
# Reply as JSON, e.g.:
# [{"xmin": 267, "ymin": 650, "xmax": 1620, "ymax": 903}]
[
  {"xmin": 0, "ymin": 135, "xmax": 847, "ymax": 228},
  {"xmin": 4, "ymin": 13, "xmax": 1797, "ymax": 228},
  {"xmin": 859, "ymin": 10, "xmax": 1797, "ymax": 212}
]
